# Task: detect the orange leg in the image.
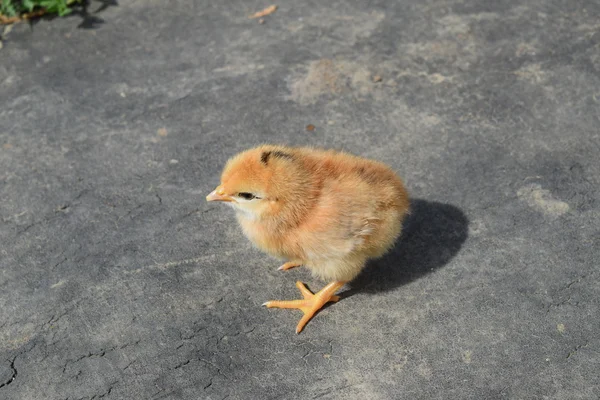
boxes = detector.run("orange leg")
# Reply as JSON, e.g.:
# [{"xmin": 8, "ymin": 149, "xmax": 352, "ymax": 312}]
[
  {"xmin": 263, "ymin": 281, "xmax": 346, "ymax": 333},
  {"xmin": 278, "ymin": 260, "xmax": 303, "ymax": 271}
]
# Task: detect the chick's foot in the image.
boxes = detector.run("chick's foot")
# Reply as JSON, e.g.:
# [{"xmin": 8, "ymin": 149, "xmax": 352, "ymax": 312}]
[
  {"xmin": 278, "ymin": 261, "xmax": 303, "ymax": 271},
  {"xmin": 263, "ymin": 281, "xmax": 346, "ymax": 333}
]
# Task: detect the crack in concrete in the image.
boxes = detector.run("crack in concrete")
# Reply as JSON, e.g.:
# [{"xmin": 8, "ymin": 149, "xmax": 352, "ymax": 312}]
[
  {"xmin": 561, "ymin": 272, "xmax": 594, "ymax": 292},
  {"xmin": 39, "ymin": 297, "xmax": 86, "ymax": 333},
  {"xmin": 61, "ymin": 340, "xmax": 141, "ymax": 374},
  {"xmin": 14, "ymin": 189, "xmax": 89, "ymax": 235},
  {"xmin": 89, "ymin": 380, "xmax": 118, "ymax": 399},
  {"xmin": 0, "ymin": 356, "xmax": 17, "ymax": 389},
  {"xmin": 546, "ymin": 271, "xmax": 595, "ymax": 313},
  {"xmin": 198, "ymin": 358, "xmax": 230, "ymax": 380},
  {"xmin": 62, "ymin": 350, "xmax": 108, "ymax": 374},
  {"xmin": 566, "ymin": 342, "xmax": 589, "ymax": 359},
  {"xmin": 114, "ymin": 204, "xmax": 144, "ymax": 228},
  {"xmin": 122, "ymin": 360, "xmax": 136, "ymax": 371},
  {"xmin": 51, "ymin": 257, "xmax": 69, "ymax": 271},
  {"xmin": 546, "ymin": 296, "xmax": 581, "ymax": 313},
  {"xmin": 311, "ymin": 383, "xmax": 359, "ymax": 399},
  {"xmin": 173, "ymin": 360, "xmax": 190, "ymax": 370}
]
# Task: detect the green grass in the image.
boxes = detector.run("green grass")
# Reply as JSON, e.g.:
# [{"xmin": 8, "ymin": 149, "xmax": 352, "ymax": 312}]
[{"xmin": 0, "ymin": 0, "xmax": 81, "ymax": 19}]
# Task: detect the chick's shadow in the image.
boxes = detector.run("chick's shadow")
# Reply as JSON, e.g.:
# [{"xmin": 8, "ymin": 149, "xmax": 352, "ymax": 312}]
[{"xmin": 347, "ymin": 199, "xmax": 469, "ymax": 295}]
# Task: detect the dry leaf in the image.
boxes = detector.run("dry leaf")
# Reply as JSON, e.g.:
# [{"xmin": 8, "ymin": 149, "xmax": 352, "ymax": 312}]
[
  {"xmin": 306, "ymin": 124, "xmax": 315, "ymax": 131},
  {"xmin": 0, "ymin": 9, "xmax": 47, "ymax": 25},
  {"xmin": 249, "ymin": 5, "xmax": 277, "ymax": 19}
]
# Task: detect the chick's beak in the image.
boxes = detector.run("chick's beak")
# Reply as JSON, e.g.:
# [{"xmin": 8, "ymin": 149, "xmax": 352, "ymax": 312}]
[{"xmin": 206, "ymin": 186, "xmax": 234, "ymax": 202}]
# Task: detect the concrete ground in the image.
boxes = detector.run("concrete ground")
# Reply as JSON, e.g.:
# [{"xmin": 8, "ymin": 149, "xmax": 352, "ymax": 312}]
[{"xmin": 1, "ymin": 0, "xmax": 599, "ymax": 399}]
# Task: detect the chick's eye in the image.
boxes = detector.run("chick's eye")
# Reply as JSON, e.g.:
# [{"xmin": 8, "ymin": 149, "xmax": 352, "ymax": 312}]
[{"xmin": 237, "ymin": 192, "xmax": 256, "ymax": 200}]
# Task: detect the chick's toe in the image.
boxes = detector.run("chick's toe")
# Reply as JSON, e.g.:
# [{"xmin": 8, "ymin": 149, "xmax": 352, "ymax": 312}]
[
  {"xmin": 277, "ymin": 261, "xmax": 303, "ymax": 271},
  {"xmin": 263, "ymin": 281, "xmax": 345, "ymax": 333}
]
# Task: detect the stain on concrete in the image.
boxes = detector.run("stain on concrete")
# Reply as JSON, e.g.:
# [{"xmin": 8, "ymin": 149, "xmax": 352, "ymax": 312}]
[
  {"xmin": 288, "ymin": 59, "xmax": 376, "ymax": 104},
  {"xmin": 514, "ymin": 63, "xmax": 547, "ymax": 84},
  {"xmin": 517, "ymin": 183, "xmax": 570, "ymax": 217},
  {"xmin": 462, "ymin": 350, "xmax": 473, "ymax": 364}
]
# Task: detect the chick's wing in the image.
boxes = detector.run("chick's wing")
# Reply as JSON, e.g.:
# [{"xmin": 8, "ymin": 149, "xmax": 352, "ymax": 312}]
[{"xmin": 293, "ymin": 175, "xmax": 384, "ymax": 259}]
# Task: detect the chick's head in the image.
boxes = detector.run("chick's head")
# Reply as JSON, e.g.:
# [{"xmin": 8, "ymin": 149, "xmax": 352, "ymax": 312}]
[{"xmin": 206, "ymin": 146, "xmax": 310, "ymax": 221}]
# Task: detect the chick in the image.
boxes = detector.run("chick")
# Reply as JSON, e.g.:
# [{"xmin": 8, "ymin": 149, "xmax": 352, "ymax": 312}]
[{"xmin": 206, "ymin": 145, "xmax": 409, "ymax": 333}]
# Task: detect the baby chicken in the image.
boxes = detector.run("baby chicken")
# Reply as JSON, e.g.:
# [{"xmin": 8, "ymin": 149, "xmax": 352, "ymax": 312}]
[{"xmin": 206, "ymin": 145, "xmax": 409, "ymax": 333}]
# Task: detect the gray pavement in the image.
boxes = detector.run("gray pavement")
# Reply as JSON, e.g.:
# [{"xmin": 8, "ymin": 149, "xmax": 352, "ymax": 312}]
[{"xmin": 1, "ymin": 0, "xmax": 599, "ymax": 399}]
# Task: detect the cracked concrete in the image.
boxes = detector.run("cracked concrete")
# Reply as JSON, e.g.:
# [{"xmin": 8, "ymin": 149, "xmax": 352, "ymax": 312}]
[
  {"xmin": 0, "ymin": 356, "xmax": 17, "ymax": 389},
  {"xmin": 1, "ymin": 0, "xmax": 599, "ymax": 399}
]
